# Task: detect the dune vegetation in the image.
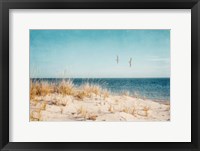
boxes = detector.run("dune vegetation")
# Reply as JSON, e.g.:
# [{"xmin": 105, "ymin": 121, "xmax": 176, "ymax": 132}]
[{"xmin": 30, "ymin": 79, "xmax": 109, "ymax": 100}]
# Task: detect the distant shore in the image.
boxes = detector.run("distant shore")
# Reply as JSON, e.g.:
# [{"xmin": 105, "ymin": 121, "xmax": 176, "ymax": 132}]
[{"xmin": 30, "ymin": 80, "xmax": 170, "ymax": 121}]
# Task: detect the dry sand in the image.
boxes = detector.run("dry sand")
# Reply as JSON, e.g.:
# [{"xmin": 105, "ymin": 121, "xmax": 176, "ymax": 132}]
[{"xmin": 30, "ymin": 93, "xmax": 170, "ymax": 122}]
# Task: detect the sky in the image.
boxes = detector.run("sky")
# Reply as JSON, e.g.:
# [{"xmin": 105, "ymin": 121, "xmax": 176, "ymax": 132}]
[{"xmin": 30, "ymin": 30, "xmax": 170, "ymax": 78}]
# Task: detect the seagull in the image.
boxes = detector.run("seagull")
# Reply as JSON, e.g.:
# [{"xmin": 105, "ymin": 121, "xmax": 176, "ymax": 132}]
[
  {"xmin": 129, "ymin": 58, "xmax": 132, "ymax": 67},
  {"xmin": 116, "ymin": 55, "xmax": 119, "ymax": 64}
]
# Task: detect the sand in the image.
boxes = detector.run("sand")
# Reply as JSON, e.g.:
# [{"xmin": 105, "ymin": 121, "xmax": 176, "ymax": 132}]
[{"xmin": 30, "ymin": 93, "xmax": 170, "ymax": 122}]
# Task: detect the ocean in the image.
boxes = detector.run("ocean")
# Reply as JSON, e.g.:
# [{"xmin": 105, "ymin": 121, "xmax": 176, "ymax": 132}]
[{"xmin": 31, "ymin": 78, "xmax": 170, "ymax": 101}]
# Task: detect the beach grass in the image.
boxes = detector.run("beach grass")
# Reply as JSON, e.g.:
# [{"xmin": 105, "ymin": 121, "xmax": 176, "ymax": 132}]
[{"xmin": 30, "ymin": 79, "xmax": 109, "ymax": 101}]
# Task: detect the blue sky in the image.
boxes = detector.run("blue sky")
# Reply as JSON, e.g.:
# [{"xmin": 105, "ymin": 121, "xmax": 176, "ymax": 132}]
[{"xmin": 30, "ymin": 30, "xmax": 170, "ymax": 78}]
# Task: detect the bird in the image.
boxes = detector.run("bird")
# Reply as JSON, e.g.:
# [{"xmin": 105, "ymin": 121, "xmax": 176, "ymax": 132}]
[
  {"xmin": 129, "ymin": 58, "xmax": 132, "ymax": 67},
  {"xmin": 116, "ymin": 55, "xmax": 119, "ymax": 64}
]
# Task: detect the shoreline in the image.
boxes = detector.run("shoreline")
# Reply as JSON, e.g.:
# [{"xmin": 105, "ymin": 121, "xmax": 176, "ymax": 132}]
[{"xmin": 30, "ymin": 78, "xmax": 170, "ymax": 102}]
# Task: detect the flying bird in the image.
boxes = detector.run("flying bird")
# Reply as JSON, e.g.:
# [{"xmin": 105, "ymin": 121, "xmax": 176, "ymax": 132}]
[
  {"xmin": 116, "ymin": 55, "xmax": 119, "ymax": 64},
  {"xmin": 129, "ymin": 58, "xmax": 132, "ymax": 67}
]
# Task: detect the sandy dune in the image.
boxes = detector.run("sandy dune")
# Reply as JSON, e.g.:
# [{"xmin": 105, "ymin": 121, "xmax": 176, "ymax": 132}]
[{"xmin": 30, "ymin": 93, "xmax": 170, "ymax": 122}]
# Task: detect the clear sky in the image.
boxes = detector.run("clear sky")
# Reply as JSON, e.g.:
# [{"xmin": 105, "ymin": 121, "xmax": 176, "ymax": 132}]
[{"xmin": 30, "ymin": 30, "xmax": 170, "ymax": 78}]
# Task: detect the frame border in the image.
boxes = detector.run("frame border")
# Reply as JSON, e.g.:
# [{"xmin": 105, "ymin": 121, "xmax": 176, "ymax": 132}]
[{"xmin": 0, "ymin": 0, "xmax": 200, "ymax": 150}]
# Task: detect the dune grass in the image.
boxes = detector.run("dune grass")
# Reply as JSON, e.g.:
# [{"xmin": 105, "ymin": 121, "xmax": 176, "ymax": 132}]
[
  {"xmin": 57, "ymin": 80, "xmax": 75, "ymax": 95},
  {"xmin": 143, "ymin": 106, "xmax": 150, "ymax": 117},
  {"xmin": 123, "ymin": 106, "xmax": 135, "ymax": 115},
  {"xmin": 30, "ymin": 81, "xmax": 54, "ymax": 99},
  {"xmin": 30, "ymin": 79, "xmax": 110, "ymax": 101}
]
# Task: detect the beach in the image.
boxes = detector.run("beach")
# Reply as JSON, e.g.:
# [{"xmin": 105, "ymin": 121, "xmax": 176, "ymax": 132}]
[
  {"xmin": 30, "ymin": 79, "xmax": 170, "ymax": 121},
  {"xmin": 29, "ymin": 30, "xmax": 170, "ymax": 122}
]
